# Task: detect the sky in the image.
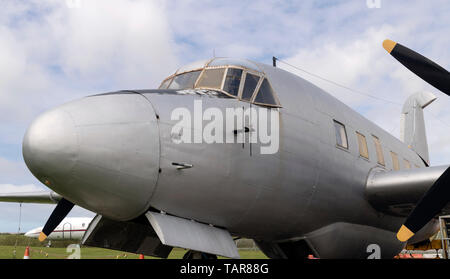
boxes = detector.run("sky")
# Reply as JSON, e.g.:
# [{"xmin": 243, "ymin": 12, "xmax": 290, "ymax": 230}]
[{"xmin": 1, "ymin": 0, "xmax": 450, "ymax": 232}]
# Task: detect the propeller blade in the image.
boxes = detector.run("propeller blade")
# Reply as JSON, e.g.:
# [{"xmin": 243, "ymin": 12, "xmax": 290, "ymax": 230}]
[
  {"xmin": 383, "ymin": 39, "xmax": 450, "ymax": 96},
  {"xmin": 39, "ymin": 198, "xmax": 74, "ymax": 242},
  {"xmin": 397, "ymin": 166, "xmax": 450, "ymax": 242}
]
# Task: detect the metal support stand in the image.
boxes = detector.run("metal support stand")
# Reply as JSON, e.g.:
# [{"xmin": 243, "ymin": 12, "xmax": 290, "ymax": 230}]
[
  {"xmin": 439, "ymin": 215, "xmax": 450, "ymax": 259},
  {"xmin": 13, "ymin": 203, "xmax": 22, "ymax": 259}
]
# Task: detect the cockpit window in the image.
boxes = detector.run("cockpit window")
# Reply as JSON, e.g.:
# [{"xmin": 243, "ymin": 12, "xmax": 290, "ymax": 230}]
[
  {"xmin": 223, "ymin": 68, "xmax": 243, "ymax": 96},
  {"xmin": 168, "ymin": 70, "xmax": 201, "ymax": 90},
  {"xmin": 254, "ymin": 78, "xmax": 277, "ymax": 105},
  {"xmin": 241, "ymin": 73, "xmax": 260, "ymax": 101},
  {"xmin": 159, "ymin": 78, "xmax": 172, "ymax": 89},
  {"xmin": 197, "ymin": 68, "xmax": 225, "ymax": 89},
  {"xmin": 160, "ymin": 59, "xmax": 282, "ymax": 107}
]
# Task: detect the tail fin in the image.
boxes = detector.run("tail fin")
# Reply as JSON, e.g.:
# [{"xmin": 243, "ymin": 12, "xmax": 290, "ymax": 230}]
[{"xmin": 400, "ymin": 91, "xmax": 436, "ymax": 166}]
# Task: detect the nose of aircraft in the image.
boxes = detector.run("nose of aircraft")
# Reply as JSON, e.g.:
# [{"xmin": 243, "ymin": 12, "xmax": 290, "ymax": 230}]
[
  {"xmin": 23, "ymin": 108, "xmax": 77, "ymax": 189},
  {"xmin": 22, "ymin": 93, "xmax": 160, "ymax": 221}
]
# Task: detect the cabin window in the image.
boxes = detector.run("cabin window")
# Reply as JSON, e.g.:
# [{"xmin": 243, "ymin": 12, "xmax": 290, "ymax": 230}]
[
  {"xmin": 390, "ymin": 151, "xmax": 400, "ymax": 170},
  {"xmin": 254, "ymin": 78, "xmax": 278, "ymax": 106},
  {"xmin": 168, "ymin": 70, "xmax": 202, "ymax": 90},
  {"xmin": 333, "ymin": 120, "xmax": 348, "ymax": 149},
  {"xmin": 197, "ymin": 68, "xmax": 226, "ymax": 89},
  {"xmin": 241, "ymin": 73, "xmax": 260, "ymax": 101},
  {"xmin": 159, "ymin": 78, "xmax": 172, "ymax": 89},
  {"xmin": 372, "ymin": 136, "xmax": 385, "ymax": 166},
  {"xmin": 356, "ymin": 132, "xmax": 369, "ymax": 159},
  {"xmin": 404, "ymin": 159, "xmax": 411, "ymax": 169},
  {"xmin": 223, "ymin": 68, "xmax": 243, "ymax": 96}
]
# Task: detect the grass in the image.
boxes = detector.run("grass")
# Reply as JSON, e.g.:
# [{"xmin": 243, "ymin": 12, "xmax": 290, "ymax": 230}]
[
  {"xmin": 0, "ymin": 234, "xmax": 268, "ymax": 259},
  {"xmin": 0, "ymin": 246, "xmax": 267, "ymax": 259},
  {"xmin": 0, "ymin": 234, "xmax": 74, "ymax": 248}
]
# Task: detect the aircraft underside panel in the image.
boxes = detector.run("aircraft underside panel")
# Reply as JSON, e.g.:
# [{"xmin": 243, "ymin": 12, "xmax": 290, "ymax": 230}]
[
  {"xmin": 303, "ymin": 222, "xmax": 404, "ymax": 259},
  {"xmin": 82, "ymin": 214, "xmax": 173, "ymax": 258},
  {"xmin": 82, "ymin": 212, "xmax": 240, "ymax": 259},
  {"xmin": 146, "ymin": 212, "xmax": 240, "ymax": 259}
]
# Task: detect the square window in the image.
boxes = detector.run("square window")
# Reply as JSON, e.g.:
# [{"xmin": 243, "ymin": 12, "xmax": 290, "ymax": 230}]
[
  {"xmin": 372, "ymin": 135, "xmax": 385, "ymax": 166},
  {"xmin": 223, "ymin": 68, "xmax": 243, "ymax": 97},
  {"xmin": 334, "ymin": 120, "xmax": 348, "ymax": 149},
  {"xmin": 404, "ymin": 159, "xmax": 411, "ymax": 169},
  {"xmin": 390, "ymin": 152, "xmax": 400, "ymax": 171},
  {"xmin": 254, "ymin": 78, "xmax": 278, "ymax": 105},
  {"xmin": 241, "ymin": 73, "xmax": 260, "ymax": 101},
  {"xmin": 168, "ymin": 71, "xmax": 201, "ymax": 89},
  {"xmin": 197, "ymin": 68, "xmax": 225, "ymax": 89},
  {"xmin": 356, "ymin": 132, "xmax": 369, "ymax": 159}
]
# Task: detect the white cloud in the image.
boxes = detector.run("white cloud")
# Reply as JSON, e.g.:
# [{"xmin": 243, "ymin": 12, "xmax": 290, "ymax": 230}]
[
  {"xmin": 0, "ymin": 1, "xmax": 179, "ymax": 232},
  {"xmin": 54, "ymin": 0, "xmax": 178, "ymax": 86},
  {"xmin": 0, "ymin": 0, "xmax": 179, "ymax": 142},
  {"xmin": 0, "ymin": 184, "xmax": 42, "ymax": 193},
  {"xmin": 0, "ymin": 157, "xmax": 37, "ymax": 185},
  {"xmin": 273, "ymin": 2, "xmax": 450, "ymax": 166}
]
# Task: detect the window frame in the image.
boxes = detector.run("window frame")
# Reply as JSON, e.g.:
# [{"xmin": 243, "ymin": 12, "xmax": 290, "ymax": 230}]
[
  {"xmin": 239, "ymin": 71, "xmax": 262, "ymax": 101},
  {"xmin": 159, "ymin": 63, "xmax": 282, "ymax": 108},
  {"xmin": 166, "ymin": 70, "xmax": 203, "ymax": 90},
  {"xmin": 195, "ymin": 67, "xmax": 227, "ymax": 90},
  {"xmin": 356, "ymin": 132, "xmax": 369, "ymax": 159},
  {"xmin": 372, "ymin": 135, "xmax": 385, "ymax": 166},
  {"xmin": 250, "ymin": 76, "xmax": 264, "ymax": 102},
  {"xmin": 333, "ymin": 120, "xmax": 349, "ymax": 150},
  {"xmin": 252, "ymin": 78, "xmax": 281, "ymax": 107},
  {"xmin": 159, "ymin": 77, "xmax": 173, "ymax": 89},
  {"xmin": 390, "ymin": 151, "xmax": 400, "ymax": 171},
  {"xmin": 404, "ymin": 159, "xmax": 411, "ymax": 169},
  {"xmin": 222, "ymin": 67, "xmax": 244, "ymax": 97}
]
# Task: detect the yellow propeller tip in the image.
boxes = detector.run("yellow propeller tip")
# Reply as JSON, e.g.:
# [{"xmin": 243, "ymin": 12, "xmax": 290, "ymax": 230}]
[
  {"xmin": 383, "ymin": 39, "xmax": 397, "ymax": 54},
  {"xmin": 397, "ymin": 225, "xmax": 414, "ymax": 242},
  {"xmin": 38, "ymin": 232, "xmax": 47, "ymax": 242}
]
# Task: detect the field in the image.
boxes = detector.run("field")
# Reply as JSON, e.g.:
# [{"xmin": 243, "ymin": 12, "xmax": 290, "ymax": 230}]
[{"xmin": 0, "ymin": 234, "xmax": 268, "ymax": 259}]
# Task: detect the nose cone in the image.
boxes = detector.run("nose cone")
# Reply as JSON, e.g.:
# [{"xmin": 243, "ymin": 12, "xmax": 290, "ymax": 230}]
[
  {"xmin": 23, "ymin": 108, "xmax": 77, "ymax": 189},
  {"xmin": 22, "ymin": 93, "xmax": 160, "ymax": 221}
]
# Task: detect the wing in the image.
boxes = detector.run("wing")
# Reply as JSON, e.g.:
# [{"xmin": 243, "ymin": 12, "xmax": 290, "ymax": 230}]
[
  {"xmin": 0, "ymin": 191, "xmax": 61, "ymax": 204},
  {"xmin": 366, "ymin": 165, "xmax": 450, "ymax": 217}
]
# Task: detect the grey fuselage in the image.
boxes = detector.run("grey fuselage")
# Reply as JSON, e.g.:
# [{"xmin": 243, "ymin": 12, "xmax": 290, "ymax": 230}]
[{"xmin": 22, "ymin": 61, "xmax": 427, "ymax": 258}]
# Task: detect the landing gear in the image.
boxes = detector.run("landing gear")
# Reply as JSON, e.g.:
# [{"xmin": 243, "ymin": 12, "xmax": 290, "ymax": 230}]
[{"xmin": 182, "ymin": 250, "xmax": 218, "ymax": 259}]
